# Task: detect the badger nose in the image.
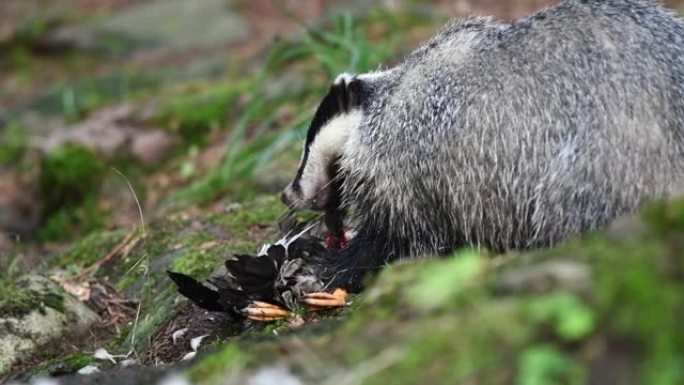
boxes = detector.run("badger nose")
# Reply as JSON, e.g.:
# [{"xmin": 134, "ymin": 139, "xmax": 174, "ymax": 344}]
[{"xmin": 281, "ymin": 191, "xmax": 291, "ymax": 206}]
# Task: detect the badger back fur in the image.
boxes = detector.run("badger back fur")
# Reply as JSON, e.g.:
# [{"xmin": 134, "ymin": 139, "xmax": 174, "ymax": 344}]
[{"xmin": 285, "ymin": 0, "xmax": 684, "ymax": 291}]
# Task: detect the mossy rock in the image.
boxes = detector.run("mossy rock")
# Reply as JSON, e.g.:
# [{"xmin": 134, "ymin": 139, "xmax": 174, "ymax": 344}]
[
  {"xmin": 0, "ymin": 275, "xmax": 99, "ymax": 374},
  {"xmin": 0, "ymin": 278, "xmax": 65, "ymax": 319}
]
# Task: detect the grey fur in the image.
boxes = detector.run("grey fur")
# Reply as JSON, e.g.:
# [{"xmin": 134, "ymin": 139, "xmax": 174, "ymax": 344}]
[{"xmin": 290, "ymin": 0, "xmax": 684, "ymax": 289}]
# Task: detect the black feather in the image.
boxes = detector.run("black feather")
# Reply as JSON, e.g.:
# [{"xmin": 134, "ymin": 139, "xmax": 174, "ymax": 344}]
[
  {"xmin": 167, "ymin": 271, "xmax": 223, "ymax": 312},
  {"xmin": 225, "ymin": 255, "xmax": 277, "ymax": 289}
]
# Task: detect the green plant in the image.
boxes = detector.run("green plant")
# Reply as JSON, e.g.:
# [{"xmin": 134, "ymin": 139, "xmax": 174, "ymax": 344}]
[
  {"xmin": 171, "ymin": 11, "xmax": 419, "ymax": 206},
  {"xmin": 38, "ymin": 144, "xmax": 106, "ymax": 241},
  {"xmin": 272, "ymin": 11, "xmax": 401, "ymax": 77},
  {"xmin": 156, "ymin": 79, "xmax": 251, "ymax": 144}
]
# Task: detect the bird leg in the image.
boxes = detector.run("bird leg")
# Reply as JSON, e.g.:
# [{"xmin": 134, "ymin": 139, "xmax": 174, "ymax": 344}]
[
  {"xmin": 242, "ymin": 301, "xmax": 293, "ymax": 322},
  {"xmin": 304, "ymin": 288, "xmax": 348, "ymax": 311},
  {"xmin": 241, "ymin": 290, "xmax": 348, "ymax": 321}
]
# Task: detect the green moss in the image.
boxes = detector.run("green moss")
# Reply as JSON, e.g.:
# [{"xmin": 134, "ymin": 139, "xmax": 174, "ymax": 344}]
[
  {"xmin": 187, "ymin": 343, "xmax": 244, "ymax": 382},
  {"xmin": 39, "ymin": 197, "xmax": 106, "ymax": 243},
  {"xmin": 0, "ymin": 288, "xmax": 44, "ymax": 317},
  {"xmin": 38, "ymin": 144, "xmax": 106, "ymax": 242},
  {"xmin": 42, "ymin": 291, "xmax": 65, "ymax": 313},
  {"xmin": 34, "ymin": 352, "xmax": 95, "ymax": 377},
  {"xmin": 0, "ymin": 283, "xmax": 64, "ymax": 317},
  {"xmin": 517, "ymin": 198, "xmax": 684, "ymax": 384},
  {"xmin": 170, "ymin": 245, "xmax": 223, "ymax": 278},
  {"xmin": 207, "ymin": 197, "xmax": 284, "ymax": 237},
  {"xmin": 39, "ymin": 143, "xmax": 105, "ymax": 209},
  {"xmin": 51, "ymin": 229, "xmax": 128, "ymax": 272}
]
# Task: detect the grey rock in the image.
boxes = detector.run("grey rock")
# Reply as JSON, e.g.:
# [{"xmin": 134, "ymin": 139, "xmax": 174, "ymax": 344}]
[
  {"xmin": 36, "ymin": 104, "xmax": 133, "ymax": 157},
  {"xmin": 36, "ymin": 104, "xmax": 178, "ymax": 165},
  {"xmin": 130, "ymin": 129, "xmax": 178, "ymax": 166}
]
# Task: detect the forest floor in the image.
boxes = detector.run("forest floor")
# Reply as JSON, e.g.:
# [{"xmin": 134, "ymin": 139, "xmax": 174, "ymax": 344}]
[{"xmin": 1, "ymin": 1, "xmax": 684, "ymax": 384}]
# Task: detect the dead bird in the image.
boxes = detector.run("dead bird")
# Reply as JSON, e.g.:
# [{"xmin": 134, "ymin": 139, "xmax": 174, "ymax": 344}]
[{"xmin": 167, "ymin": 222, "xmax": 348, "ymax": 322}]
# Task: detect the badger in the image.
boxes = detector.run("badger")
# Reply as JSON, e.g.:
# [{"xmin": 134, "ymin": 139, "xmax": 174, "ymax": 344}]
[{"xmin": 281, "ymin": 0, "xmax": 684, "ymax": 292}]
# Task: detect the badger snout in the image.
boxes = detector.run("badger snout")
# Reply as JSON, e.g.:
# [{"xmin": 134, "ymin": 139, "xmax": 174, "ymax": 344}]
[
  {"xmin": 281, "ymin": 185, "xmax": 297, "ymax": 207},
  {"xmin": 281, "ymin": 182, "xmax": 330, "ymax": 211},
  {"xmin": 281, "ymin": 183, "xmax": 312, "ymax": 210}
]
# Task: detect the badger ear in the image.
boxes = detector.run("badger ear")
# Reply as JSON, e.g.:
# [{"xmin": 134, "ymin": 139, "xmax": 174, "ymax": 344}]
[
  {"xmin": 332, "ymin": 73, "xmax": 364, "ymax": 112},
  {"xmin": 305, "ymin": 74, "xmax": 364, "ymax": 148}
]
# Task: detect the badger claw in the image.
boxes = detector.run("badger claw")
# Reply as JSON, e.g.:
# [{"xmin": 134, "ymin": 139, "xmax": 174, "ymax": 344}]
[
  {"xmin": 304, "ymin": 288, "xmax": 348, "ymax": 311},
  {"xmin": 242, "ymin": 301, "xmax": 293, "ymax": 322}
]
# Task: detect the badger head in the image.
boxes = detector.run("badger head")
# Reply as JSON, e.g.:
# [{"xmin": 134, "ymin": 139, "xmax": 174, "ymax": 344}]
[{"xmin": 282, "ymin": 73, "xmax": 365, "ymax": 211}]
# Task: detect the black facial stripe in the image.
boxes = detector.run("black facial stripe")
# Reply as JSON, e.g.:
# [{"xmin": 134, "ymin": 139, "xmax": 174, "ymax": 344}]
[
  {"xmin": 292, "ymin": 150, "xmax": 309, "ymax": 193},
  {"xmin": 324, "ymin": 155, "xmax": 344, "ymax": 210},
  {"xmin": 292, "ymin": 77, "xmax": 365, "ymax": 193}
]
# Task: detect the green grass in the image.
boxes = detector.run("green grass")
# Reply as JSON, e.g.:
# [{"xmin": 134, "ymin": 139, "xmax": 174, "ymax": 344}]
[
  {"xmin": 168, "ymin": 10, "xmax": 434, "ymax": 207},
  {"xmin": 155, "ymin": 78, "xmax": 252, "ymax": 145}
]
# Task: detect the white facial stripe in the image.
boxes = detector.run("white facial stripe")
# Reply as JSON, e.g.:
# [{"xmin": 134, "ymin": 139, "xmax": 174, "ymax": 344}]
[
  {"xmin": 300, "ymin": 110, "xmax": 362, "ymax": 198},
  {"xmin": 357, "ymin": 69, "xmax": 391, "ymax": 81},
  {"xmin": 334, "ymin": 72, "xmax": 355, "ymax": 85},
  {"xmin": 334, "ymin": 70, "xmax": 392, "ymax": 88}
]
